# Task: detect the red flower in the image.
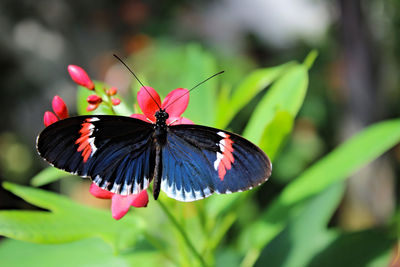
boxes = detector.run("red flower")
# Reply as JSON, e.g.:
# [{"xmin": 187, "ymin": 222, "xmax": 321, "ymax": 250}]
[
  {"xmin": 43, "ymin": 95, "xmax": 69, "ymax": 126},
  {"xmin": 89, "ymin": 184, "xmax": 148, "ymax": 220},
  {"xmin": 52, "ymin": 95, "xmax": 69, "ymax": 119},
  {"xmin": 68, "ymin": 65, "xmax": 95, "ymax": 90},
  {"xmin": 111, "ymin": 98, "xmax": 121, "ymax": 106},
  {"xmin": 131, "ymin": 87, "xmax": 194, "ymax": 125},
  {"xmin": 87, "ymin": 95, "xmax": 102, "ymax": 105},
  {"xmin": 106, "ymin": 87, "xmax": 118, "ymax": 96},
  {"xmin": 86, "ymin": 103, "xmax": 100, "ymax": 111},
  {"xmin": 43, "ymin": 111, "xmax": 59, "ymax": 127}
]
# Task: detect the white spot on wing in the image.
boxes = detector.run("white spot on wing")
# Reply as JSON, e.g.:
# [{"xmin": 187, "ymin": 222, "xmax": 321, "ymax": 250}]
[
  {"xmin": 219, "ymin": 140, "xmax": 226, "ymax": 152},
  {"xmin": 214, "ymin": 152, "xmax": 223, "ymax": 170},
  {"xmin": 88, "ymin": 137, "xmax": 97, "ymax": 154},
  {"xmin": 217, "ymin": 131, "xmax": 227, "ymax": 138},
  {"xmin": 89, "ymin": 117, "xmax": 99, "ymax": 122}
]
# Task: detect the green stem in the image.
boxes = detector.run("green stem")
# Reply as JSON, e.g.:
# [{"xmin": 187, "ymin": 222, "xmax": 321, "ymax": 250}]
[
  {"xmin": 93, "ymin": 84, "xmax": 117, "ymax": 115},
  {"xmin": 157, "ymin": 199, "xmax": 207, "ymax": 267}
]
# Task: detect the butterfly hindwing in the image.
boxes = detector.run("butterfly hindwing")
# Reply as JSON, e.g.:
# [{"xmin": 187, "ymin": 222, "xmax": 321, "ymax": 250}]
[
  {"xmin": 37, "ymin": 115, "xmax": 155, "ymax": 195},
  {"xmin": 161, "ymin": 124, "xmax": 272, "ymax": 201}
]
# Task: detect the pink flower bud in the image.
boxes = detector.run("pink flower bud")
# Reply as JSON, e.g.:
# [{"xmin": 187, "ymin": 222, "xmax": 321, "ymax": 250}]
[
  {"xmin": 87, "ymin": 95, "xmax": 102, "ymax": 105},
  {"xmin": 52, "ymin": 95, "xmax": 69, "ymax": 119},
  {"xmin": 68, "ymin": 65, "xmax": 95, "ymax": 90},
  {"xmin": 43, "ymin": 111, "xmax": 59, "ymax": 126},
  {"xmin": 106, "ymin": 87, "xmax": 118, "ymax": 96},
  {"xmin": 111, "ymin": 98, "xmax": 121, "ymax": 106},
  {"xmin": 86, "ymin": 103, "xmax": 99, "ymax": 111}
]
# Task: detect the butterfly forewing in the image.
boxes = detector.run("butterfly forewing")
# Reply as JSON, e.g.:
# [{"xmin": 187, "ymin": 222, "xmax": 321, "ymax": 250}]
[
  {"xmin": 161, "ymin": 124, "xmax": 272, "ymax": 201},
  {"xmin": 37, "ymin": 115, "xmax": 155, "ymax": 195}
]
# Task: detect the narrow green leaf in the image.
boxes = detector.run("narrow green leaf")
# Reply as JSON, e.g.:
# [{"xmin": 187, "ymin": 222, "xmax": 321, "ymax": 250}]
[
  {"xmin": 259, "ymin": 111, "xmax": 294, "ymax": 161},
  {"xmin": 308, "ymin": 229, "xmax": 394, "ymax": 267},
  {"xmin": 216, "ymin": 62, "xmax": 294, "ymax": 128},
  {"xmin": 240, "ymin": 119, "xmax": 400, "ymax": 265},
  {"xmin": 243, "ymin": 64, "xmax": 308, "ymax": 145},
  {"xmin": 279, "ymin": 119, "xmax": 400, "ymax": 206},
  {"xmin": 303, "ymin": 49, "xmax": 319, "ymax": 70},
  {"xmin": 30, "ymin": 167, "xmax": 73, "ymax": 187},
  {"xmin": 254, "ymin": 183, "xmax": 345, "ymax": 267},
  {"xmin": 0, "ymin": 182, "xmax": 145, "ymax": 251}
]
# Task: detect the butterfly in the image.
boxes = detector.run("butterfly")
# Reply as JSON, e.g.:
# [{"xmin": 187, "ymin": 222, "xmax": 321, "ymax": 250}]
[{"xmin": 36, "ymin": 63, "xmax": 272, "ymax": 202}]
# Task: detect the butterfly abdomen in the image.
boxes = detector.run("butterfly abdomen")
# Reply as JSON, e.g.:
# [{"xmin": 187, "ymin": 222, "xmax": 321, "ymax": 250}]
[{"xmin": 152, "ymin": 143, "xmax": 162, "ymax": 200}]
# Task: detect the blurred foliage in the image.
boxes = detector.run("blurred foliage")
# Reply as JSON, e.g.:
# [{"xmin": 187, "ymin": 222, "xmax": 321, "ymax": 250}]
[
  {"xmin": 0, "ymin": 43, "xmax": 399, "ymax": 267},
  {"xmin": 0, "ymin": 132, "xmax": 34, "ymax": 183}
]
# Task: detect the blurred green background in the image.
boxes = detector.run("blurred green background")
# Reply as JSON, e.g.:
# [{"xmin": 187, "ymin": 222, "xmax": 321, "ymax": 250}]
[{"xmin": 0, "ymin": 0, "xmax": 399, "ymax": 266}]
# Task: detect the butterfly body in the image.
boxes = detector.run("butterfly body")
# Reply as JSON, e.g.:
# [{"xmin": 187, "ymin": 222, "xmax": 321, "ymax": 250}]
[{"xmin": 37, "ymin": 108, "xmax": 272, "ymax": 202}]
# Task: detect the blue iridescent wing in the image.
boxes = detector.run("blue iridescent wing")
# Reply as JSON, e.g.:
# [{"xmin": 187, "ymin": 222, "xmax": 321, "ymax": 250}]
[
  {"xmin": 161, "ymin": 124, "xmax": 272, "ymax": 201},
  {"xmin": 37, "ymin": 115, "xmax": 155, "ymax": 195}
]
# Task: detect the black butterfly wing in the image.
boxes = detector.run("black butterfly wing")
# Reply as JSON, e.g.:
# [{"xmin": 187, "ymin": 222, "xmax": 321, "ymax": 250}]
[
  {"xmin": 37, "ymin": 115, "xmax": 155, "ymax": 195},
  {"xmin": 161, "ymin": 124, "xmax": 272, "ymax": 201}
]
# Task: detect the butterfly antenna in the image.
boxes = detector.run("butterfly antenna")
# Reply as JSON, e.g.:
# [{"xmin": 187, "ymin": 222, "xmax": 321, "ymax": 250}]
[
  {"xmin": 113, "ymin": 54, "xmax": 161, "ymax": 109},
  {"xmin": 164, "ymin": 70, "xmax": 225, "ymax": 110}
]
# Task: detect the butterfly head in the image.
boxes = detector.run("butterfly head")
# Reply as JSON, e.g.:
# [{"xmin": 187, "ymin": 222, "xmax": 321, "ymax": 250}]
[{"xmin": 155, "ymin": 109, "xmax": 169, "ymax": 127}]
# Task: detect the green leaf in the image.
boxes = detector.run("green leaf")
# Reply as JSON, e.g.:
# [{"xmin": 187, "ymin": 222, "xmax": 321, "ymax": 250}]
[
  {"xmin": 0, "ymin": 238, "xmax": 163, "ymax": 267},
  {"xmin": 0, "ymin": 238, "xmax": 126, "ymax": 267},
  {"xmin": 308, "ymin": 229, "xmax": 394, "ymax": 267},
  {"xmin": 215, "ymin": 62, "xmax": 294, "ymax": 128},
  {"xmin": 259, "ymin": 110, "xmax": 294, "ymax": 161},
  {"xmin": 303, "ymin": 49, "xmax": 318, "ymax": 70},
  {"xmin": 255, "ymin": 183, "xmax": 345, "ymax": 267},
  {"xmin": 243, "ymin": 64, "xmax": 308, "ymax": 145},
  {"xmin": 239, "ymin": 119, "xmax": 400, "ymax": 265},
  {"xmin": 0, "ymin": 182, "xmax": 145, "ymax": 252},
  {"xmin": 30, "ymin": 167, "xmax": 73, "ymax": 187}
]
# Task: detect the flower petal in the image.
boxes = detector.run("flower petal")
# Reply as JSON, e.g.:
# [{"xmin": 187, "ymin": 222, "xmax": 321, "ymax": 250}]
[
  {"xmin": 161, "ymin": 88, "xmax": 189, "ymax": 118},
  {"xmin": 130, "ymin": 113, "xmax": 149, "ymax": 122},
  {"xmin": 111, "ymin": 191, "xmax": 148, "ymax": 220},
  {"xmin": 111, "ymin": 194, "xmax": 132, "ymax": 220},
  {"xmin": 131, "ymin": 190, "xmax": 149, "ymax": 207},
  {"xmin": 167, "ymin": 117, "xmax": 194, "ymax": 125},
  {"xmin": 89, "ymin": 183, "xmax": 113, "ymax": 199},
  {"xmin": 86, "ymin": 103, "xmax": 99, "ymax": 111},
  {"xmin": 52, "ymin": 96, "xmax": 69, "ymax": 119},
  {"xmin": 43, "ymin": 111, "xmax": 59, "ymax": 127},
  {"xmin": 67, "ymin": 65, "xmax": 95, "ymax": 90},
  {"xmin": 106, "ymin": 87, "xmax": 117, "ymax": 96},
  {"xmin": 111, "ymin": 98, "xmax": 121, "ymax": 106},
  {"xmin": 87, "ymin": 95, "xmax": 102, "ymax": 104},
  {"xmin": 137, "ymin": 86, "xmax": 161, "ymax": 121}
]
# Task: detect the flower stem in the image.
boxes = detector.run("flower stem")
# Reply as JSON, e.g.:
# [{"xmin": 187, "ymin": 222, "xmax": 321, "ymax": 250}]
[{"xmin": 157, "ymin": 199, "xmax": 207, "ymax": 267}]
